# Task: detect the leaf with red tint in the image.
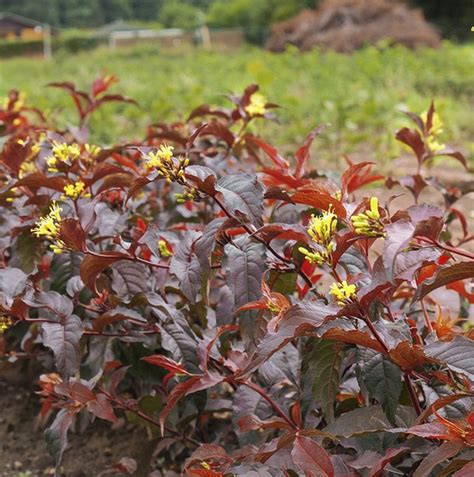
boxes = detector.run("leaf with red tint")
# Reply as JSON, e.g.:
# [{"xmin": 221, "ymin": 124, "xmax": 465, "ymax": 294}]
[
  {"xmin": 12, "ymin": 173, "xmax": 68, "ymax": 193},
  {"xmin": 294, "ymin": 125, "xmax": 325, "ymax": 178},
  {"xmin": 44, "ymin": 408, "xmax": 75, "ymax": 466},
  {"xmin": 261, "ymin": 167, "xmax": 310, "ymax": 189},
  {"xmin": 291, "ymin": 434, "xmax": 334, "ymax": 477},
  {"xmin": 341, "ymin": 161, "xmax": 383, "ymax": 195},
  {"xmin": 199, "ymin": 324, "xmax": 238, "ymax": 371},
  {"xmin": 402, "ymin": 421, "xmax": 451, "ymax": 439},
  {"xmin": 142, "ymin": 355, "xmax": 194, "ymax": 378},
  {"xmin": 263, "ymin": 186, "xmax": 294, "ymax": 203},
  {"xmin": 446, "ymin": 279, "xmax": 474, "ymax": 303},
  {"xmin": 413, "ymin": 441, "xmax": 464, "ymax": 477},
  {"xmin": 368, "ymin": 447, "xmax": 409, "ymax": 477},
  {"xmin": 86, "ymin": 393, "xmax": 117, "ymax": 422},
  {"xmin": 59, "ymin": 218, "xmax": 86, "ymax": 252},
  {"xmin": 242, "ymin": 301, "xmax": 338, "ymax": 374},
  {"xmin": 321, "ymin": 326, "xmax": 385, "ymax": 354},
  {"xmin": 414, "ymin": 262, "xmax": 474, "ymax": 302},
  {"xmin": 382, "ymin": 221, "xmax": 415, "ymax": 279},
  {"xmin": 386, "ymin": 174, "xmax": 429, "ymax": 201},
  {"xmin": 184, "ymin": 444, "xmax": 232, "ymax": 476},
  {"xmin": 388, "ymin": 341, "xmax": 435, "ymax": 371},
  {"xmin": 417, "ymin": 393, "xmax": 472, "ymax": 424},
  {"xmin": 454, "ymin": 461, "xmax": 474, "ymax": 477},
  {"xmin": 291, "ymin": 187, "xmax": 346, "ymax": 218},
  {"xmin": 238, "ymin": 414, "xmax": 293, "ymax": 431},
  {"xmin": 159, "ymin": 373, "xmax": 223, "ymax": 434},
  {"xmin": 433, "ymin": 148, "xmax": 467, "ymax": 169},
  {"xmin": 96, "ymin": 171, "xmax": 135, "ymax": 194},
  {"xmin": 42, "ymin": 314, "xmax": 84, "ymax": 379},
  {"xmin": 91, "ymin": 74, "xmax": 117, "ymax": 98},
  {"xmin": 2, "ymin": 137, "xmax": 31, "ymax": 175},
  {"xmin": 254, "ymin": 223, "xmax": 307, "ymax": 243},
  {"xmin": 200, "ymin": 120, "xmax": 235, "ymax": 148},
  {"xmin": 185, "ymin": 165, "xmax": 217, "ymax": 196},
  {"xmin": 396, "ymin": 127, "xmax": 425, "ymax": 164},
  {"xmin": 187, "ymin": 104, "xmax": 230, "ymax": 121},
  {"xmin": 80, "ymin": 252, "xmax": 129, "ymax": 291},
  {"xmin": 246, "ymin": 135, "xmax": 289, "ymax": 169}
]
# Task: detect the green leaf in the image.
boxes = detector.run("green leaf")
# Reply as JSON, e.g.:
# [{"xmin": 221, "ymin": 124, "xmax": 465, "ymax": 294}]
[
  {"xmin": 362, "ymin": 349, "xmax": 402, "ymax": 424},
  {"xmin": 308, "ymin": 339, "xmax": 342, "ymax": 424}
]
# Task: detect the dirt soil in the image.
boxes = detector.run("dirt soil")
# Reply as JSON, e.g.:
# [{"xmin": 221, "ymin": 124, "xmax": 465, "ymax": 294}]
[{"xmin": 0, "ymin": 376, "xmax": 150, "ymax": 477}]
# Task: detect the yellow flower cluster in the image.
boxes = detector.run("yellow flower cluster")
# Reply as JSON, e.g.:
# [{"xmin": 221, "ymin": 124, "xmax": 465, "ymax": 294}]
[
  {"xmin": 246, "ymin": 93, "xmax": 267, "ymax": 117},
  {"xmin": 85, "ymin": 143, "xmax": 101, "ymax": 158},
  {"xmin": 351, "ymin": 197, "xmax": 385, "ymax": 237},
  {"xmin": 62, "ymin": 181, "xmax": 90, "ymax": 200},
  {"xmin": 31, "ymin": 202, "xmax": 66, "ymax": 254},
  {"xmin": 421, "ymin": 110, "xmax": 445, "ymax": 153},
  {"xmin": 329, "ymin": 280, "xmax": 357, "ymax": 305},
  {"xmin": 158, "ymin": 239, "xmax": 172, "ymax": 258},
  {"xmin": 145, "ymin": 144, "xmax": 190, "ymax": 184},
  {"xmin": 46, "ymin": 142, "xmax": 81, "ymax": 172},
  {"xmin": 298, "ymin": 208, "xmax": 337, "ymax": 265},
  {"xmin": 0, "ymin": 315, "xmax": 13, "ymax": 333},
  {"xmin": 174, "ymin": 187, "xmax": 199, "ymax": 204}
]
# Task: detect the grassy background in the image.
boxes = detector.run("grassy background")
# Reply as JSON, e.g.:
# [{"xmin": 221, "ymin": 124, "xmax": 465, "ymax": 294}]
[{"xmin": 1, "ymin": 42, "xmax": 473, "ymax": 162}]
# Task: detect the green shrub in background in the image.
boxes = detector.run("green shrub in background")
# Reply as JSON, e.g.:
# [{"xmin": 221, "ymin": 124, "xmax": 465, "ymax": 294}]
[{"xmin": 0, "ymin": 39, "xmax": 44, "ymax": 58}]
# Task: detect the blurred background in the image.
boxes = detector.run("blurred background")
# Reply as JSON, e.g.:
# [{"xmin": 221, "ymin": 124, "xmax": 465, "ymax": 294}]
[{"xmin": 0, "ymin": 0, "xmax": 473, "ymax": 163}]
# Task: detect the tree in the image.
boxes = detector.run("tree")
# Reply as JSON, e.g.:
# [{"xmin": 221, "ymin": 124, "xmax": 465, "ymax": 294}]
[
  {"xmin": 99, "ymin": 0, "xmax": 133, "ymax": 23},
  {"xmin": 159, "ymin": 0, "xmax": 202, "ymax": 30},
  {"xmin": 58, "ymin": 0, "xmax": 105, "ymax": 27}
]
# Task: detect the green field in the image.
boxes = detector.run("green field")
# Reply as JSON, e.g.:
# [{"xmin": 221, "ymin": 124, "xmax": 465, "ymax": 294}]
[{"xmin": 1, "ymin": 42, "xmax": 473, "ymax": 161}]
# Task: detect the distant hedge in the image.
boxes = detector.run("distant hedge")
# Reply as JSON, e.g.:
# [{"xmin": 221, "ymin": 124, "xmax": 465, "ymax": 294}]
[
  {"xmin": 0, "ymin": 36, "xmax": 105, "ymax": 58},
  {"xmin": 0, "ymin": 39, "xmax": 44, "ymax": 58}
]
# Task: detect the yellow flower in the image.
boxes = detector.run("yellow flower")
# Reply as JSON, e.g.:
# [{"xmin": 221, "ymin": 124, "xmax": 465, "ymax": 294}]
[
  {"xmin": 329, "ymin": 280, "xmax": 357, "ymax": 305},
  {"xmin": 307, "ymin": 209, "xmax": 338, "ymax": 246},
  {"xmin": 19, "ymin": 160, "xmax": 37, "ymax": 178},
  {"xmin": 62, "ymin": 181, "xmax": 89, "ymax": 200},
  {"xmin": 0, "ymin": 315, "xmax": 12, "ymax": 333},
  {"xmin": 46, "ymin": 141, "xmax": 81, "ymax": 171},
  {"xmin": 158, "ymin": 239, "xmax": 172, "ymax": 258},
  {"xmin": 246, "ymin": 93, "xmax": 267, "ymax": 117},
  {"xmin": 351, "ymin": 197, "xmax": 385, "ymax": 237},
  {"xmin": 85, "ymin": 143, "xmax": 101, "ymax": 158},
  {"xmin": 420, "ymin": 110, "xmax": 445, "ymax": 153},
  {"xmin": 146, "ymin": 144, "xmax": 175, "ymax": 169},
  {"xmin": 299, "ymin": 208, "xmax": 337, "ymax": 265},
  {"xmin": 31, "ymin": 202, "xmax": 66, "ymax": 254}
]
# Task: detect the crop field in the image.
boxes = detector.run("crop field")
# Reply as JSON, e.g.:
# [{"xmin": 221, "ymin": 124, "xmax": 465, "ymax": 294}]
[{"xmin": 1, "ymin": 42, "xmax": 473, "ymax": 162}]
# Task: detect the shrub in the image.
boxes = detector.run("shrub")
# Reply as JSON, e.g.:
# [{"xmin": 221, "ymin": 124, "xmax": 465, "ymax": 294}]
[
  {"xmin": 0, "ymin": 39, "xmax": 44, "ymax": 58},
  {"xmin": 1, "ymin": 76, "xmax": 474, "ymax": 475}
]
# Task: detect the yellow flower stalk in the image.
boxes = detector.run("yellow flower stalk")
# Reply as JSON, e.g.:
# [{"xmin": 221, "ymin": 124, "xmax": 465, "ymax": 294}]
[
  {"xmin": 299, "ymin": 208, "xmax": 337, "ymax": 265},
  {"xmin": 246, "ymin": 93, "xmax": 267, "ymax": 117},
  {"xmin": 0, "ymin": 315, "xmax": 12, "ymax": 333},
  {"xmin": 31, "ymin": 202, "xmax": 66, "ymax": 254},
  {"xmin": 46, "ymin": 141, "xmax": 81, "ymax": 171},
  {"xmin": 351, "ymin": 197, "xmax": 385, "ymax": 237},
  {"xmin": 158, "ymin": 239, "xmax": 172, "ymax": 258},
  {"xmin": 62, "ymin": 181, "xmax": 90, "ymax": 200},
  {"xmin": 85, "ymin": 143, "xmax": 101, "ymax": 158},
  {"xmin": 420, "ymin": 110, "xmax": 445, "ymax": 153},
  {"xmin": 329, "ymin": 280, "xmax": 357, "ymax": 305}
]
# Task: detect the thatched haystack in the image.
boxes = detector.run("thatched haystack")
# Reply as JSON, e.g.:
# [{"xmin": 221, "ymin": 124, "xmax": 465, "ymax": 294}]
[{"xmin": 266, "ymin": 0, "xmax": 441, "ymax": 53}]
